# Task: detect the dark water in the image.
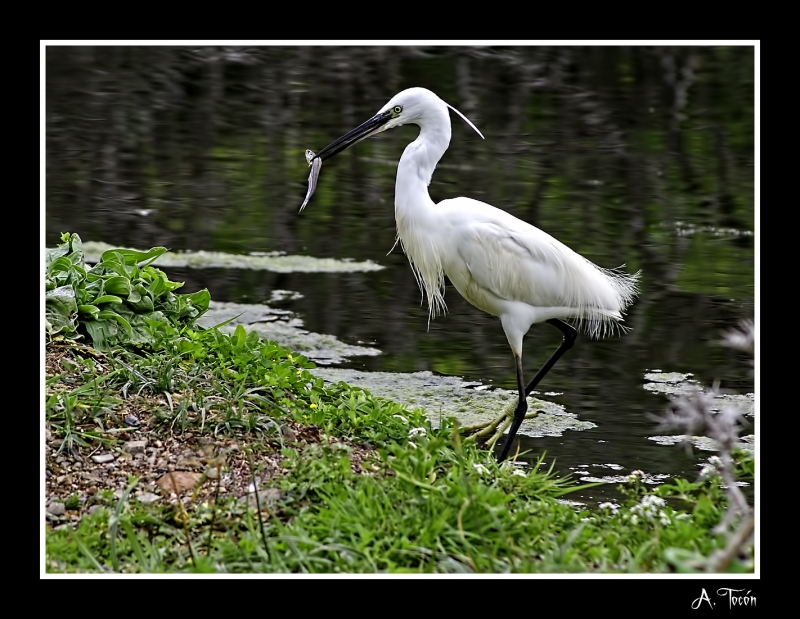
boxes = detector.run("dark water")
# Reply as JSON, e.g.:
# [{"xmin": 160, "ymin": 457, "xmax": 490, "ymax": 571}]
[{"xmin": 45, "ymin": 46, "xmax": 755, "ymax": 497}]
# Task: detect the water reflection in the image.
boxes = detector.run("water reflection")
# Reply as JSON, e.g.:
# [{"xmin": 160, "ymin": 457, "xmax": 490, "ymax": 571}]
[{"xmin": 45, "ymin": 45, "xmax": 755, "ymax": 496}]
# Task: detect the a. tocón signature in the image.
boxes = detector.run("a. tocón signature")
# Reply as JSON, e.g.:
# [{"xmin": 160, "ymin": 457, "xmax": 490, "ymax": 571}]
[{"xmin": 692, "ymin": 588, "xmax": 756, "ymax": 609}]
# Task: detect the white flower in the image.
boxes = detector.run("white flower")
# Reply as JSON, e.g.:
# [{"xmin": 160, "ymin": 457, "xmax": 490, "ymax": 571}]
[
  {"xmin": 408, "ymin": 427, "xmax": 427, "ymax": 438},
  {"xmin": 628, "ymin": 495, "xmax": 671, "ymax": 524},
  {"xmin": 641, "ymin": 495, "xmax": 666, "ymax": 508},
  {"xmin": 407, "ymin": 441, "xmax": 417, "ymax": 449},
  {"xmin": 598, "ymin": 502, "xmax": 619, "ymax": 514},
  {"xmin": 510, "ymin": 468, "xmax": 527, "ymax": 477},
  {"xmin": 627, "ymin": 469, "xmax": 644, "ymax": 482},
  {"xmin": 699, "ymin": 463, "xmax": 719, "ymax": 480}
]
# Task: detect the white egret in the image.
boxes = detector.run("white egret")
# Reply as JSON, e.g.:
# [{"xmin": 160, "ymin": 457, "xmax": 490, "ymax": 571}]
[{"xmin": 303, "ymin": 87, "xmax": 640, "ymax": 462}]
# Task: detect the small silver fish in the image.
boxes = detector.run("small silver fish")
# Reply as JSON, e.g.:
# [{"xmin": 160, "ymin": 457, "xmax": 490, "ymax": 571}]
[{"xmin": 299, "ymin": 149, "xmax": 321, "ymax": 212}]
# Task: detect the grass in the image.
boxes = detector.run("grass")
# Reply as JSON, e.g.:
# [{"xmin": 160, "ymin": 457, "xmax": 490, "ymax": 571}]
[{"xmin": 44, "ymin": 235, "xmax": 754, "ymax": 573}]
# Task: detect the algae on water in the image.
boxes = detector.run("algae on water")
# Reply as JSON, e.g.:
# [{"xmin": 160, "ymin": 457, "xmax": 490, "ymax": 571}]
[{"xmin": 81, "ymin": 242, "xmax": 384, "ymax": 273}]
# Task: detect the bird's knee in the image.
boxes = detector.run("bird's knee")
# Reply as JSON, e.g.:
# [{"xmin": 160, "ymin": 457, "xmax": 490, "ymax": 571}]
[{"xmin": 549, "ymin": 319, "xmax": 578, "ymax": 349}]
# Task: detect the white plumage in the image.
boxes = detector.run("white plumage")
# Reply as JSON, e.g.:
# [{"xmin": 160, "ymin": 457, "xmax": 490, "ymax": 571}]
[{"xmin": 308, "ymin": 87, "xmax": 640, "ymax": 461}]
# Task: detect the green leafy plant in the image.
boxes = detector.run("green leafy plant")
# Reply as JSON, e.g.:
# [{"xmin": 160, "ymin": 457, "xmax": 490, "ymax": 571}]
[{"xmin": 46, "ymin": 233, "xmax": 210, "ymax": 350}]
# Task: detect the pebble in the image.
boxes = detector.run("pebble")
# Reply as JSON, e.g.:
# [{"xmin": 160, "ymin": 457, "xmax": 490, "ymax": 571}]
[
  {"xmin": 47, "ymin": 502, "xmax": 66, "ymax": 516},
  {"xmin": 125, "ymin": 440, "xmax": 148, "ymax": 454},
  {"xmin": 92, "ymin": 453, "xmax": 115, "ymax": 464},
  {"xmin": 137, "ymin": 492, "xmax": 160, "ymax": 505}
]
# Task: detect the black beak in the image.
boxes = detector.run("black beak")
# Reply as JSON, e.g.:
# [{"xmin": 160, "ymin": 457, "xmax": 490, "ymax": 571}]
[{"xmin": 314, "ymin": 110, "xmax": 393, "ymax": 162}]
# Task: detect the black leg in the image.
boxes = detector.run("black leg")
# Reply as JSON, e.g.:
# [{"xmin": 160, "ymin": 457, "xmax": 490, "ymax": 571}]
[{"xmin": 497, "ymin": 319, "xmax": 577, "ymax": 463}]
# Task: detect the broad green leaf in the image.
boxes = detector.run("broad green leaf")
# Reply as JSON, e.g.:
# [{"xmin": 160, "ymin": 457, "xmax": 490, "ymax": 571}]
[
  {"xmin": 100, "ymin": 252, "xmax": 134, "ymax": 277},
  {"xmin": 101, "ymin": 246, "xmax": 168, "ymax": 267},
  {"xmin": 92, "ymin": 295, "xmax": 123, "ymax": 305},
  {"xmin": 98, "ymin": 310, "xmax": 133, "ymax": 337},
  {"xmin": 46, "ymin": 286, "xmax": 78, "ymax": 335},
  {"xmin": 188, "ymin": 289, "xmax": 211, "ymax": 314},
  {"xmin": 147, "ymin": 275, "xmax": 165, "ymax": 298},
  {"xmin": 104, "ymin": 276, "xmax": 132, "ymax": 297},
  {"xmin": 47, "ymin": 256, "xmax": 74, "ymax": 277},
  {"xmin": 126, "ymin": 287, "xmax": 142, "ymax": 303},
  {"xmin": 83, "ymin": 319, "xmax": 112, "ymax": 350},
  {"xmin": 233, "ymin": 324, "xmax": 247, "ymax": 349},
  {"xmin": 45, "ymin": 245, "xmax": 70, "ymax": 270},
  {"xmin": 128, "ymin": 295, "xmax": 154, "ymax": 313}
]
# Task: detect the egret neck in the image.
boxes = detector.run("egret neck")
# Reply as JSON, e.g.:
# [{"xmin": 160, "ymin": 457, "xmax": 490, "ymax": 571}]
[{"xmin": 393, "ymin": 108, "xmax": 452, "ymax": 321}]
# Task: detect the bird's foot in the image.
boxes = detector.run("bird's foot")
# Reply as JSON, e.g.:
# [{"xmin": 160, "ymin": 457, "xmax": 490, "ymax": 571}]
[{"xmin": 462, "ymin": 399, "xmax": 538, "ymax": 450}]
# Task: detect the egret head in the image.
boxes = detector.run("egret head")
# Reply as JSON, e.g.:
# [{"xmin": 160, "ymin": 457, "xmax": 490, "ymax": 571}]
[{"xmin": 313, "ymin": 88, "xmax": 483, "ymax": 162}]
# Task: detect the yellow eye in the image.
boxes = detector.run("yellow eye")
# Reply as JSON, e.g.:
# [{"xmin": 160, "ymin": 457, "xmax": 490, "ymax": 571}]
[{"xmin": 392, "ymin": 105, "xmax": 403, "ymax": 114}]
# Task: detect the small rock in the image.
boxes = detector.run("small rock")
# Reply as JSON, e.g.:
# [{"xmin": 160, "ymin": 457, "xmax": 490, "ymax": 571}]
[
  {"xmin": 92, "ymin": 453, "xmax": 115, "ymax": 464},
  {"xmin": 156, "ymin": 471, "xmax": 203, "ymax": 494},
  {"xmin": 47, "ymin": 502, "xmax": 66, "ymax": 516},
  {"xmin": 124, "ymin": 414, "xmax": 141, "ymax": 428},
  {"xmin": 206, "ymin": 467, "xmax": 219, "ymax": 480},
  {"xmin": 124, "ymin": 440, "xmax": 148, "ymax": 454},
  {"xmin": 87, "ymin": 505, "xmax": 105, "ymax": 515},
  {"xmin": 105, "ymin": 463, "xmax": 116, "ymax": 471},
  {"xmin": 137, "ymin": 492, "xmax": 160, "ymax": 505},
  {"xmin": 87, "ymin": 486, "xmax": 98, "ymax": 495}
]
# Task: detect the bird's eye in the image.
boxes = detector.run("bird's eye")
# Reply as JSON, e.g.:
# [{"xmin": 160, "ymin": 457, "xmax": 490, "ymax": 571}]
[{"xmin": 392, "ymin": 105, "xmax": 403, "ymax": 114}]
